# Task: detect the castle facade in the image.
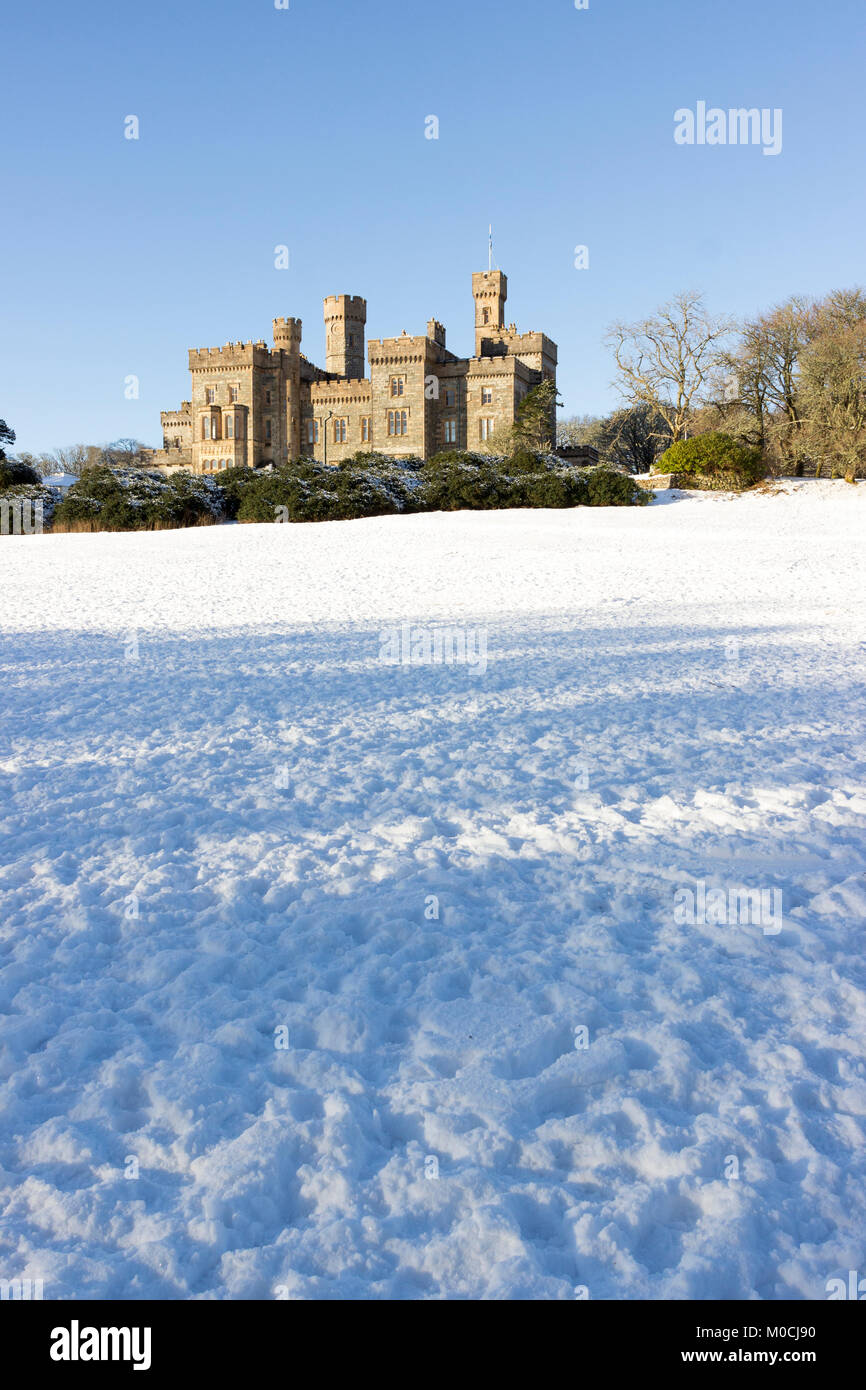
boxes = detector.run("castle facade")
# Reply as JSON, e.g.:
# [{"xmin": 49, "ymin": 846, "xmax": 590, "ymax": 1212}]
[{"xmin": 149, "ymin": 269, "xmax": 557, "ymax": 473}]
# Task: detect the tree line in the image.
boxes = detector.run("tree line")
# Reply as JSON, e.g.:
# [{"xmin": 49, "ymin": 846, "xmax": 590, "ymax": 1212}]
[
  {"xmin": 4, "ymin": 438, "xmax": 149, "ymax": 478},
  {"xmin": 559, "ymin": 285, "xmax": 866, "ymax": 479}
]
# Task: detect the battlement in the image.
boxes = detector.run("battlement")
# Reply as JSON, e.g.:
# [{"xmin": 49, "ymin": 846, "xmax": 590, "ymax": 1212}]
[
  {"xmin": 368, "ymin": 333, "xmax": 429, "ymax": 354},
  {"xmin": 473, "ymin": 270, "xmax": 508, "ymax": 293},
  {"xmin": 323, "ymin": 295, "xmax": 367, "ymax": 319},
  {"xmin": 273, "ymin": 316, "xmax": 303, "ymax": 349},
  {"xmin": 310, "ymin": 378, "xmax": 372, "ymax": 400},
  {"xmin": 478, "ymin": 328, "xmax": 558, "ymax": 363},
  {"xmin": 189, "ymin": 341, "xmax": 271, "ymax": 367}
]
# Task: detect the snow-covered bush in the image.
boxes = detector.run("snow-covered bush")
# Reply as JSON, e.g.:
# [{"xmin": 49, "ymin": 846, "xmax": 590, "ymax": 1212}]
[
  {"xmin": 232, "ymin": 457, "xmax": 418, "ymax": 523},
  {"xmin": 418, "ymin": 450, "xmax": 644, "ymax": 511},
  {"xmin": 51, "ymin": 467, "xmax": 222, "ymax": 531},
  {"xmin": 40, "ymin": 451, "xmax": 645, "ymax": 533}
]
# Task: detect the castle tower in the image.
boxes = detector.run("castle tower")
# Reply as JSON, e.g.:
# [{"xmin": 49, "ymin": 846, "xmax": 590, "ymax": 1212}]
[
  {"xmin": 473, "ymin": 270, "xmax": 507, "ymax": 354},
  {"xmin": 324, "ymin": 295, "xmax": 367, "ymax": 379},
  {"xmin": 273, "ymin": 318, "xmax": 303, "ymax": 459},
  {"xmin": 273, "ymin": 316, "xmax": 302, "ymax": 353}
]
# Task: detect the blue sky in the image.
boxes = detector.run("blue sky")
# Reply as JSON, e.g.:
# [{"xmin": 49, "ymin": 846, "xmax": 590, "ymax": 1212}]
[{"xmin": 2, "ymin": 0, "xmax": 864, "ymax": 454}]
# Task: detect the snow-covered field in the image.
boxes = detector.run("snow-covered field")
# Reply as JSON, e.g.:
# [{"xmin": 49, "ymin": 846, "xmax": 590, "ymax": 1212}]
[{"xmin": 1, "ymin": 480, "xmax": 865, "ymax": 1301}]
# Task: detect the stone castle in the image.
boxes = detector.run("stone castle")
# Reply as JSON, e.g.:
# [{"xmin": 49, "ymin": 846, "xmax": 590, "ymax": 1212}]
[{"xmin": 146, "ymin": 268, "xmax": 557, "ymax": 473}]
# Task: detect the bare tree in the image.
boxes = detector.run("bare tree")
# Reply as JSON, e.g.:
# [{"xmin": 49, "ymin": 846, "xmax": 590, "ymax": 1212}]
[
  {"xmin": 607, "ymin": 293, "xmax": 735, "ymax": 443},
  {"xmin": 560, "ymin": 407, "xmax": 672, "ymax": 472},
  {"xmin": 49, "ymin": 444, "xmax": 91, "ymax": 477},
  {"xmin": 799, "ymin": 315, "xmax": 866, "ymax": 479},
  {"xmin": 557, "ymin": 414, "xmax": 605, "ymax": 449},
  {"xmin": 704, "ymin": 321, "xmax": 777, "ymax": 456},
  {"xmin": 725, "ymin": 290, "xmax": 866, "ymax": 472},
  {"xmin": 102, "ymin": 438, "xmax": 148, "ymax": 467}
]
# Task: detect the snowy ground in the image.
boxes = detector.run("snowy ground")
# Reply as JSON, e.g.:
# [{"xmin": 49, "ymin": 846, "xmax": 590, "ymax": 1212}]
[{"xmin": 1, "ymin": 480, "xmax": 865, "ymax": 1300}]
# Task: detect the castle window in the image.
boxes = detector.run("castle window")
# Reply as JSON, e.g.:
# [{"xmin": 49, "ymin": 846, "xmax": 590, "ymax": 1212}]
[
  {"xmin": 206, "ymin": 388, "xmax": 216, "ymax": 405},
  {"xmin": 482, "ymin": 308, "xmax": 490, "ymax": 325},
  {"xmin": 480, "ymin": 418, "xmax": 495, "ymax": 441},
  {"xmin": 482, "ymin": 388, "xmax": 493, "ymax": 405},
  {"xmin": 334, "ymin": 418, "xmax": 347, "ymax": 444},
  {"xmin": 362, "ymin": 417, "xmax": 371, "ymax": 443},
  {"xmin": 265, "ymin": 419, "xmax": 272, "ymax": 442},
  {"xmin": 229, "ymin": 386, "xmax": 239, "ymax": 404},
  {"xmin": 226, "ymin": 416, "xmax": 234, "ymax": 439},
  {"xmin": 445, "ymin": 388, "xmax": 456, "ymax": 407},
  {"xmin": 388, "ymin": 410, "xmax": 408, "ymax": 436},
  {"xmin": 265, "ymin": 390, "xmax": 272, "ymax": 406},
  {"xmin": 390, "ymin": 377, "xmax": 405, "ymax": 398},
  {"xmin": 444, "ymin": 420, "xmax": 457, "ymax": 444}
]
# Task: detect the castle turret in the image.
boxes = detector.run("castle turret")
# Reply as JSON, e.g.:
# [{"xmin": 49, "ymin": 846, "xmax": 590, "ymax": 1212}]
[
  {"xmin": 273, "ymin": 316, "xmax": 302, "ymax": 353},
  {"xmin": 473, "ymin": 270, "xmax": 508, "ymax": 354},
  {"xmin": 324, "ymin": 295, "xmax": 367, "ymax": 379},
  {"xmin": 273, "ymin": 318, "xmax": 303, "ymax": 459}
]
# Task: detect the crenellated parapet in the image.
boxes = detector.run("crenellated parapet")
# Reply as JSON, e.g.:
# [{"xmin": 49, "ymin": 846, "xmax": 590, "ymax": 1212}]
[
  {"xmin": 367, "ymin": 334, "xmax": 431, "ymax": 366},
  {"xmin": 189, "ymin": 341, "xmax": 271, "ymax": 370},
  {"xmin": 310, "ymin": 379, "xmax": 373, "ymax": 408},
  {"xmin": 272, "ymin": 317, "xmax": 303, "ymax": 352},
  {"xmin": 323, "ymin": 294, "xmax": 367, "ymax": 319}
]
